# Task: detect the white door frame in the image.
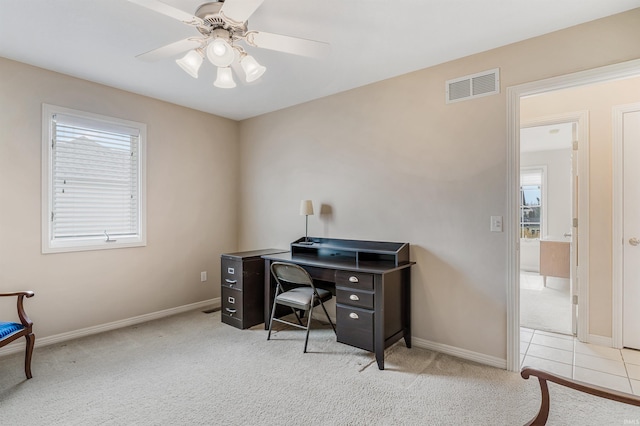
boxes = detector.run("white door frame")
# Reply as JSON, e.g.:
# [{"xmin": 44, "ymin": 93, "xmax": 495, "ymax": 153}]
[
  {"xmin": 506, "ymin": 58, "xmax": 640, "ymax": 372},
  {"xmin": 521, "ymin": 115, "xmax": 583, "ymax": 337},
  {"xmin": 613, "ymin": 101, "xmax": 640, "ymax": 349}
]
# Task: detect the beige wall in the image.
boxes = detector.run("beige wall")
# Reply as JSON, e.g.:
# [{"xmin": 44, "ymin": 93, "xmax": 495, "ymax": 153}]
[
  {"xmin": 238, "ymin": 9, "xmax": 640, "ymax": 360},
  {"xmin": 0, "ymin": 58, "xmax": 239, "ymax": 338},
  {"xmin": 522, "ymin": 76, "xmax": 640, "ymax": 338},
  {"xmin": 2, "ymin": 8, "xmax": 639, "ymax": 363}
]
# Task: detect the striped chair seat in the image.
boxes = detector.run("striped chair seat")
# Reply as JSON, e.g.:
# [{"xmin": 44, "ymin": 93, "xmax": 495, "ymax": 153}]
[
  {"xmin": 0, "ymin": 322, "xmax": 25, "ymax": 339},
  {"xmin": 0, "ymin": 291, "xmax": 35, "ymax": 379}
]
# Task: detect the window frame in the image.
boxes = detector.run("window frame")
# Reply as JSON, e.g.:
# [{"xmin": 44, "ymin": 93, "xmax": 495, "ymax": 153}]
[
  {"xmin": 519, "ymin": 166, "xmax": 547, "ymax": 240},
  {"xmin": 41, "ymin": 104, "xmax": 147, "ymax": 253}
]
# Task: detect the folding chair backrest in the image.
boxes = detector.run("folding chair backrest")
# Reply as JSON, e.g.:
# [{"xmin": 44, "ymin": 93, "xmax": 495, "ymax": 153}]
[{"xmin": 271, "ymin": 262, "xmax": 314, "ymax": 287}]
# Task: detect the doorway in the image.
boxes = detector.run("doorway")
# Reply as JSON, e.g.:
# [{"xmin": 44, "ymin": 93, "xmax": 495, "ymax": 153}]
[
  {"xmin": 519, "ymin": 121, "xmax": 575, "ymax": 336},
  {"xmin": 506, "ymin": 58, "xmax": 640, "ymax": 372}
]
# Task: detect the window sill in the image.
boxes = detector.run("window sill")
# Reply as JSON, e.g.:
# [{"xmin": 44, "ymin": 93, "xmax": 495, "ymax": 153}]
[{"xmin": 42, "ymin": 237, "xmax": 146, "ymax": 254}]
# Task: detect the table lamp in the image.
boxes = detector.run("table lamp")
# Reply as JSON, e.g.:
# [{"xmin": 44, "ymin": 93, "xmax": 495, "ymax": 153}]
[{"xmin": 299, "ymin": 200, "xmax": 314, "ymax": 244}]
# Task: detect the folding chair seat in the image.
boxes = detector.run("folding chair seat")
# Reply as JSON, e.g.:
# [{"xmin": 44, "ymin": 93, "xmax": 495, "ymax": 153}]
[{"xmin": 267, "ymin": 262, "xmax": 336, "ymax": 352}]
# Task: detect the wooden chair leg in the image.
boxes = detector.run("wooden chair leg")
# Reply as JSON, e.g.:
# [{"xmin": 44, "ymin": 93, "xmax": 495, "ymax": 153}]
[{"xmin": 25, "ymin": 332, "xmax": 34, "ymax": 379}]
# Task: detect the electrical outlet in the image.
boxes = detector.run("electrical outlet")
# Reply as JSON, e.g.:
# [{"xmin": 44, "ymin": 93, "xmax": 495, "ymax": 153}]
[{"xmin": 200, "ymin": 271, "xmax": 207, "ymax": 282}]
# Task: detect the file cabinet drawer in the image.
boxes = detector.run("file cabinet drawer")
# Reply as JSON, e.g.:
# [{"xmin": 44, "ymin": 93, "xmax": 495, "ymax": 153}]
[
  {"xmin": 221, "ymin": 258, "xmax": 243, "ymax": 290},
  {"xmin": 336, "ymin": 304, "xmax": 374, "ymax": 352},
  {"xmin": 222, "ymin": 313, "xmax": 243, "ymax": 329},
  {"xmin": 222, "ymin": 286, "xmax": 243, "ymax": 319}
]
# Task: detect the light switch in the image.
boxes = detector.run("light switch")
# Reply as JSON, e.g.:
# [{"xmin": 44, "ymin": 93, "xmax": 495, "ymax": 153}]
[{"xmin": 490, "ymin": 216, "xmax": 503, "ymax": 232}]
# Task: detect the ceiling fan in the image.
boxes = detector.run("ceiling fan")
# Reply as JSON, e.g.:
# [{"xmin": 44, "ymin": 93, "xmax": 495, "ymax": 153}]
[{"xmin": 128, "ymin": 0, "xmax": 329, "ymax": 88}]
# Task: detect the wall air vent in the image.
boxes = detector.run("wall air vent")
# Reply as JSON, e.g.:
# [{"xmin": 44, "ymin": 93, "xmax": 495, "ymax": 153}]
[{"xmin": 446, "ymin": 68, "xmax": 500, "ymax": 104}]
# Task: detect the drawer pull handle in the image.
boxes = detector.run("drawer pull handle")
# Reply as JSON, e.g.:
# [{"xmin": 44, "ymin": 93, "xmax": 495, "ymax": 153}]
[
  {"xmin": 349, "ymin": 312, "xmax": 359, "ymax": 320},
  {"xmin": 225, "ymin": 308, "xmax": 237, "ymax": 314},
  {"xmin": 349, "ymin": 276, "xmax": 359, "ymax": 283},
  {"xmin": 349, "ymin": 294, "xmax": 360, "ymax": 301},
  {"xmin": 228, "ymin": 297, "xmax": 235, "ymax": 304},
  {"xmin": 225, "ymin": 279, "xmax": 237, "ymax": 284}
]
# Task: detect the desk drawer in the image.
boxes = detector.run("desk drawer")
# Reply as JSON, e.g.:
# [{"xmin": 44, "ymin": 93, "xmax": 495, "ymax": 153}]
[
  {"xmin": 222, "ymin": 286, "xmax": 243, "ymax": 319},
  {"xmin": 336, "ymin": 287, "xmax": 374, "ymax": 310},
  {"xmin": 335, "ymin": 271, "xmax": 374, "ymax": 291},
  {"xmin": 221, "ymin": 258, "xmax": 243, "ymax": 290},
  {"xmin": 336, "ymin": 304, "xmax": 374, "ymax": 352}
]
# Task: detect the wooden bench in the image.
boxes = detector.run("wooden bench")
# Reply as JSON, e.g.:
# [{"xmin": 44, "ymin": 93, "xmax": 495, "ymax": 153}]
[{"xmin": 521, "ymin": 366, "xmax": 640, "ymax": 425}]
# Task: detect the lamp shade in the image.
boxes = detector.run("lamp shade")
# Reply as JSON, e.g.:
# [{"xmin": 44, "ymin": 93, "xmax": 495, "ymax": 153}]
[
  {"xmin": 240, "ymin": 54, "xmax": 266, "ymax": 83},
  {"xmin": 299, "ymin": 200, "xmax": 314, "ymax": 216},
  {"xmin": 175, "ymin": 50, "xmax": 203, "ymax": 78},
  {"xmin": 214, "ymin": 67, "xmax": 236, "ymax": 89},
  {"xmin": 207, "ymin": 38, "xmax": 235, "ymax": 67}
]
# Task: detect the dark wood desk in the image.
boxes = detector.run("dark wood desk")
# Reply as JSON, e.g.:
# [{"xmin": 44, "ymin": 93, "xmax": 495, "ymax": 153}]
[{"xmin": 262, "ymin": 237, "xmax": 414, "ymax": 370}]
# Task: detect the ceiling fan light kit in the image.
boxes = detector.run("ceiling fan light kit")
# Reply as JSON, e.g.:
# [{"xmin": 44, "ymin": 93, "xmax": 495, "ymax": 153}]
[
  {"xmin": 240, "ymin": 53, "xmax": 266, "ymax": 82},
  {"xmin": 175, "ymin": 49, "xmax": 204, "ymax": 78},
  {"xmin": 206, "ymin": 28, "xmax": 235, "ymax": 67},
  {"xmin": 214, "ymin": 66, "xmax": 237, "ymax": 88},
  {"xmin": 129, "ymin": 0, "xmax": 329, "ymax": 89}
]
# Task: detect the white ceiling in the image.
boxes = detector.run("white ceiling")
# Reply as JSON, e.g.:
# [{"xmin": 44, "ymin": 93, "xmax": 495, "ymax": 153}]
[
  {"xmin": 1, "ymin": 1, "xmax": 637, "ymax": 120},
  {"xmin": 521, "ymin": 123, "xmax": 574, "ymax": 153}
]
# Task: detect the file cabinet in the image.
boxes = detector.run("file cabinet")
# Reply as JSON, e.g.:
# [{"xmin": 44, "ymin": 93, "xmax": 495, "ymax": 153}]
[{"xmin": 220, "ymin": 249, "xmax": 286, "ymax": 329}]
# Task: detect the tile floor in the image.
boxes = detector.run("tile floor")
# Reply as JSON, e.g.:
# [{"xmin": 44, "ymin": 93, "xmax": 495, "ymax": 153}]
[{"xmin": 521, "ymin": 327, "xmax": 640, "ymax": 394}]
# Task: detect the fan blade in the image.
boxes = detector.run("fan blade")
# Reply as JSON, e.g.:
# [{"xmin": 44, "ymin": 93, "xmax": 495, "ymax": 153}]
[
  {"xmin": 136, "ymin": 37, "xmax": 204, "ymax": 62},
  {"xmin": 128, "ymin": 0, "xmax": 204, "ymax": 26},
  {"xmin": 220, "ymin": 0, "xmax": 264, "ymax": 24},
  {"xmin": 246, "ymin": 31, "xmax": 329, "ymax": 58}
]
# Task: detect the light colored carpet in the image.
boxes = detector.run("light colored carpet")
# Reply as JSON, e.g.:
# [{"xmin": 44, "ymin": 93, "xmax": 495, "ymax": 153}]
[
  {"xmin": 520, "ymin": 272, "xmax": 572, "ymax": 335},
  {"xmin": 1, "ymin": 309, "xmax": 638, "ymax": 425}
]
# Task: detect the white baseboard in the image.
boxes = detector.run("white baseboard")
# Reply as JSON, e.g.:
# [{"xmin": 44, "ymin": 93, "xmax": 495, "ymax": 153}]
[
  {"xmin": 412, "ymin": 336, "xmax": 507, "ymax": 370},
  {"xmin": 0, "ymin": 298, "xmax": 220, "ymax": 358},
  {"xmin": 587, "ymin": 333, "xmax": 613, "ymax": 348},
  {"xmin": 3, "ymin": 300, "xmax": 507, "ymax": 371}
]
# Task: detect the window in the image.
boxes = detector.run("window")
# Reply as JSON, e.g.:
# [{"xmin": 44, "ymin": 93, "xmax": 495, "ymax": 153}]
[
  {"xmin": 42, "ymin": 104, "xmax": 146, "ymax": 253},
  {"xmin": 520, "ymin": 167, "xmax": 545, "ymax": 240}
]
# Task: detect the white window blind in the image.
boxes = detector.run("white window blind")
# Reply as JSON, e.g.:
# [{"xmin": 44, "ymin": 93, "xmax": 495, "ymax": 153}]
[
  {"xmin": 42, "ymin": 104, "xmax": 146, "ymax": 253},
  {"xmin": 520, "ymin": 170, "xmax": 542, "ymax": 186}
]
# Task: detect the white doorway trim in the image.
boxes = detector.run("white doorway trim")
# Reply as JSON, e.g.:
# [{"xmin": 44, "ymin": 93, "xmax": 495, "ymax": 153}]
[
  {"xmin": 612, "ymin": 101, "xmax": 640, "ymax": 349},
  {"xmin": 506, "ymin": 58, "xmax": 640, "ymax": 372}
]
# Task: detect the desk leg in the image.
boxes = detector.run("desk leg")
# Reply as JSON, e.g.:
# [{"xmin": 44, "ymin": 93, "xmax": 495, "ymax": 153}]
[
  {"xmin": 403, "ymin": 267, "xmax": 412, "ymax": 349},
  {"xmin": 264, "ymin": 259, "xmax": 273, "ymax": 330},
  {"xmin": 374, "ymin": 275, "xmax": 385, "ymax": 370}
]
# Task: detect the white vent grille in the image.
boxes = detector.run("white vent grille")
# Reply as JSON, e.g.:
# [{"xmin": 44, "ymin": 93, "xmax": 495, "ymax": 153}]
[{"xmin": 446, "ymin": 68, "xmax": 500, "ymax": 103}]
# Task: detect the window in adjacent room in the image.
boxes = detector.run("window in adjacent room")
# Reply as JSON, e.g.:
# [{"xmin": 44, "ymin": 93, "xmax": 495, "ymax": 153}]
[
  {"xmin": 520, "ymin": 167, "xmax": 545, "ymax": 240},
  {"xmin": 42, "ymin": 104, "xmax": 146, "ymax": 253}
]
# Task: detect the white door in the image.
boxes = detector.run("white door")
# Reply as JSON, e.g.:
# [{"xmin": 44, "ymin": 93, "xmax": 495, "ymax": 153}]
[{"xmin": 623, "ymin": 106, "xmax": 640, "ymax": 350}]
